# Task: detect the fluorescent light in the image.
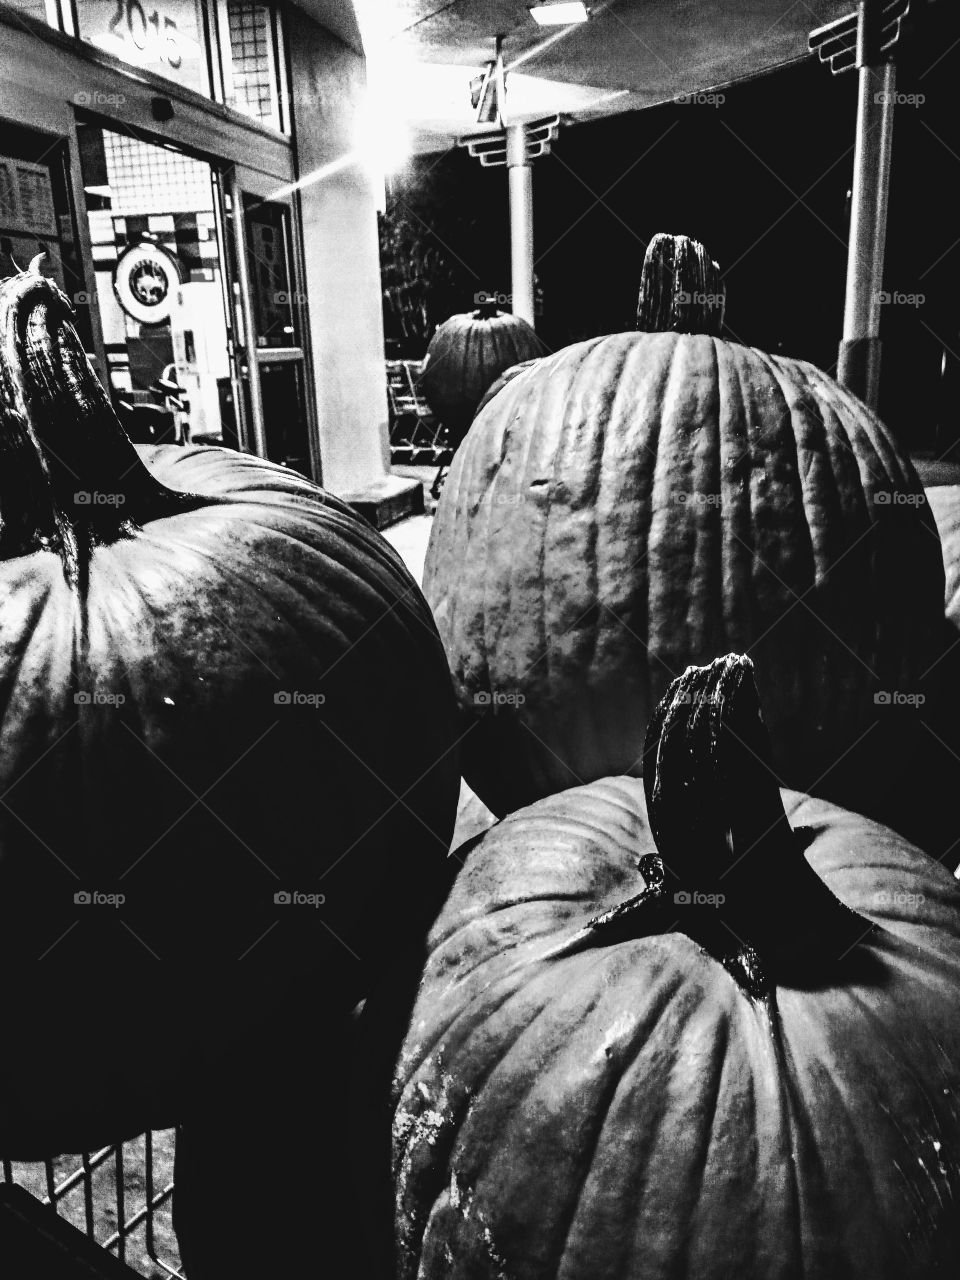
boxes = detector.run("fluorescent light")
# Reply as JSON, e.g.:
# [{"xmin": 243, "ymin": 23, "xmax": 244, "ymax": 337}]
[{"xmin": 529, "ymin": 2, "xmax": 588, "ymax": 25}]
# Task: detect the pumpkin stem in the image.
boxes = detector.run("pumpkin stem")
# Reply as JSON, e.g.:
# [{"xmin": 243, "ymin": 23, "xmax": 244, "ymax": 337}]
[
  {"xmin": 640, "ymin": 654, "xmax": 872, "ymax": 996},
  {"xmin": 0, "ymin": 266, "xmax": 203, "ymax": 581},
  {"xmin": 636, "ymin": 232, "xmax": 725, "ymax": 336},
  {"xmin": 472, "ymin": 297, "xmax": 501, "ymax": 321}
]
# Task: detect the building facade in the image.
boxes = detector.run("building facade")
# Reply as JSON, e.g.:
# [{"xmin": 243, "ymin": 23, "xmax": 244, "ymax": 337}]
[{"xmin": 0, "ymin": 0, "xmax": 413, "ymax": 521}]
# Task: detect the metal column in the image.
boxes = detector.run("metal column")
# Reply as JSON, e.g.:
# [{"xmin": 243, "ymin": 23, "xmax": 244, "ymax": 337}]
[
  {"xmin": 506, "ymin": 122, "xmax": 535, "ymax": 327},
  {"xmin": 227, "ymin": 169, "xmax": 269, "ymax": 459},
  {"xmin": 837, "ymin": 2, "xmax": 897, "ymax": 408}
]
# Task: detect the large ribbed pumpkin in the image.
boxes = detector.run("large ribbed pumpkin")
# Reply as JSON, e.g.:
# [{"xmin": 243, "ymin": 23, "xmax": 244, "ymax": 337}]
[
  {"xmin": 926, "ymin": 483, "xmax": 960, "ymax": 630},
  {"xmin": 420, "ymin": 300, "xmax": 545, "ymax": 444},
  {"xmin": 423, "ymin": 327, "xmax": 945, "ymax": 823},
  {"xmin": 393, "ymin": 657, "xmax": 960, "ymax": 1280},
  {"xmin": 0, "ymin": 268, "xmax": 460, "ymax": 1156}
]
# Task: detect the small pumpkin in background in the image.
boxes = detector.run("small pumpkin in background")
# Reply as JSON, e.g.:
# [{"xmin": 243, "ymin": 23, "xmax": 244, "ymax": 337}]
[
  {"xmin": 472, "ymin": 356, "xmax": 540, "ymax": 419},
  {"xmin": 0, "ymin": 266, "xmax": 460, "ymax": 1156},
  {"xmin": 393, "ymin": 656, "xmax": 960, "ymax": 1280},
  {"xmin": 423, "ymin": 233, "xmax": 945, "ymax": 844},
  {"xmin": 420, "ymin": 297, "xmax": 546, "ymax": 445}
]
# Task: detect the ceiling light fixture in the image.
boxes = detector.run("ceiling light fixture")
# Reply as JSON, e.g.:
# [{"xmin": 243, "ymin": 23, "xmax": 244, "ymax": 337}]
[{"xmin": 529, "ymin": 2, "xmax": 589, "ymax": 25}]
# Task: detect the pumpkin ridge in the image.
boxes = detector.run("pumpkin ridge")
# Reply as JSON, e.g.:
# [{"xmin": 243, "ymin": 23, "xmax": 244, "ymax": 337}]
[
  {"xmin": 811, "ymin": 988, "xmax": 959, "ymax": 1270},
  {"xmin": 395, "ymin": 948, "xmax": 561, "ymax": 1106},
  {"xmin": 635, "ymin": 335, "xmax": 680, "ymax": 722},
  {"xmin": 652, "ymin": 1006, "xmax": 734, "ymax": 1280},
  {"xmin": 739, "ymin": 344, "xmax": 842, "ymax": 769},
  {"xmin": 721, "ymin": 339, "xmax": 767, "ymax": 661},
  {"xmin": 451, "ymin": 957, "xmax": 690, "ymax": 1276},
  {"xmin": 154, "ymin": 516, "xmax": 428, "ymax": 655},
  {"xmin": 196, "ymin": 509, "xmax": 431, "ymax": 633},
  {"xmin": 394, "ymin": 967, "xmax": 575, "ymax": 1265},
  {"xmin": 0, "ymin": 570, "xmax": 60, "ymax": 725},
  {"xmin": 127, "ymin": 527, "xmax": 364, "ymax": 662},
  {"xmin": 599, "ymin": 338, "xmax": 658, "ymax": 678},
  {"xmin": 683, "ymin": 335, "xmax": 726, "ymax": 671},
  {"xmin": 550, "ymin": 992, "xmax": 687, "ymax": 1279},
  {"xmin": 783, "ymin": 1001, "xmax": 890, "ymax": 1265},
  {"xmin": 753, "ymin": 998, "xmax": 810, "ymax": 1274}
]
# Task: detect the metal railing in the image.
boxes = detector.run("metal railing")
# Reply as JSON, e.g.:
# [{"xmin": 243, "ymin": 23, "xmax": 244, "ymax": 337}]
[{"xmin": 2, "ymin": 1130, "xmax": 182, "ymax": 1276}]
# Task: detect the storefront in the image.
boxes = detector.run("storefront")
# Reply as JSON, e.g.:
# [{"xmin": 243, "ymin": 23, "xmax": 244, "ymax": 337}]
[{"xmin": 0, "ymin": 1, "xmax": 415, "ymax": 520}]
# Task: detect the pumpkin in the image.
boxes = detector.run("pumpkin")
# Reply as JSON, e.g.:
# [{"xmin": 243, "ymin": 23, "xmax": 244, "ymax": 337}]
[
  {"xmin": 423, "ymin": 239, "xmax": 944, "ymax": 830},
  {"xmin": 0, "ymin": 266, "xmax": 460, "ymax": 1156},
  {"xmin": 473, "ymin": 356, "xmax": 540, "ymax": 419},
  {"xmin": 393, "ymin": 655, "xmax": 960, "ymax": 1280},
  {"xmin": 926, "ymin": 483, "xmax": 960, "ymax": 632},
  {"xmin": 420, "ymin": 299, "xmax": 545, "ymax": 445},
  {"xmin": 636, "ymin": 230, "xmax": 725, "ymax": 335}
]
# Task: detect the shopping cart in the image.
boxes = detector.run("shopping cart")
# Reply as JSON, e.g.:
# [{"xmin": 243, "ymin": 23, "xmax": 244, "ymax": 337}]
[{"xmin": 386, "ymin": 359, "xmax": 453, "ymax": 470}]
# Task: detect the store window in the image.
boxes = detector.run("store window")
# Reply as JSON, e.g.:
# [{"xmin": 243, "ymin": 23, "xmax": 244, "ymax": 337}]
[
  {"xmin": 0, "ymin": 121, "xmax": 92, "ymax": 348},
  {"xmin": 216, "ymin": 2, "xmax": 287, "ymax": 131},
  {"xmin": 75, "ymin": 0, "xmax": 212, "ymax": 97}
]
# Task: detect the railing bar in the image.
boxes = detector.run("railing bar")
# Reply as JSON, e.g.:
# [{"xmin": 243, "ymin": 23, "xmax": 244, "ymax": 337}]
[
  {"xmin": 144, "ymin": 1128, "xmax": 155, "ymax": 1259},
  {"xmin": 114, "ymin": 1143, "xmax": 125, "ymax": 1265},
  {"xmin": 81, "ymin": 1150, "xmax": 95, "ymax": 1240},
  {"xmin": 49, "ymin": 1144, "xmax": 116, "ymax": 1198}
]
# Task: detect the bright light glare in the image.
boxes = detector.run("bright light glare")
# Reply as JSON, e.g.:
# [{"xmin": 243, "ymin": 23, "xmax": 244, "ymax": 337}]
[
  {"xmin": 354, "ymin": 92, "xmax": 411, "ymax": 176},
  {"xmin": 529, "ymin": 2, "xmax": 589, "ymax": 25}
]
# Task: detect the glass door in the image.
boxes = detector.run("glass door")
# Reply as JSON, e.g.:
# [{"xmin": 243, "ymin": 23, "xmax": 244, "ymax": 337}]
[
  {"xmin": 75, "ymin": 118, "xmax": 245, "ymax": 451},
  {"xmin": 222, "ymin": 191, "xmax": 313, "ymax": 476}
]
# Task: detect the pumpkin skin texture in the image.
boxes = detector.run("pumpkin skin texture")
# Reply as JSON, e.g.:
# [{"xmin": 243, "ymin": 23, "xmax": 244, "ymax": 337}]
[
  {"xmin": 0, "ymin": 270, "xmax": 461, "ymax": 1155},
  {"xmin": 423, "ymin": 330, "xmax": 945, "ymax": 825},
  {"xmin": 392, "ymin": 661, "xmax": 960, "ymax": 1280},
  {"xmin": 421, "ymin": 303, "xmax": 545, "ymax": 445},
  {"xmin": 926, "ymin": 484, "xmax": 960, "ymax": 630}
]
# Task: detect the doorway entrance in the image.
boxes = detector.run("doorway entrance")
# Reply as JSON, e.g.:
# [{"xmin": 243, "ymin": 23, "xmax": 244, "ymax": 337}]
[{"xmin": 77, "ymin": 120, "xmax": 239, "ymax": 451}]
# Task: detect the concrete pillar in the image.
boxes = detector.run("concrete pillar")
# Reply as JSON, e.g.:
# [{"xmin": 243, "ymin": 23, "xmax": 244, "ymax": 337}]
[
  {"xmin": 506, "ymin": 123, "xmax": 535, "ymax": 327},
  {"xmin": 286, "ymin": 8, "xmax": 421, "ymax": 525}
]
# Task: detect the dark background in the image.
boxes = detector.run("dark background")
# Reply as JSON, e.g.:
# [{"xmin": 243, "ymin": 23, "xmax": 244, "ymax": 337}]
[{"xmin": 380, "ymin": 0, "xmax": 960, "ymax": 454}]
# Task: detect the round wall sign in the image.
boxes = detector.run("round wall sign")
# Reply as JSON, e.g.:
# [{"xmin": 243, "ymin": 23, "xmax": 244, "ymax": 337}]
[{"xmin": 113, "ymin": 242, "xmax": 182, "ymax": 325}]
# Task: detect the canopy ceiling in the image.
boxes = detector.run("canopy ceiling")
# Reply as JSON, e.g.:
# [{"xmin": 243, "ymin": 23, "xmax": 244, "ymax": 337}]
[{"xmin": 346, "ymin": 0, "xmax": 853, "ymax": 143}]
